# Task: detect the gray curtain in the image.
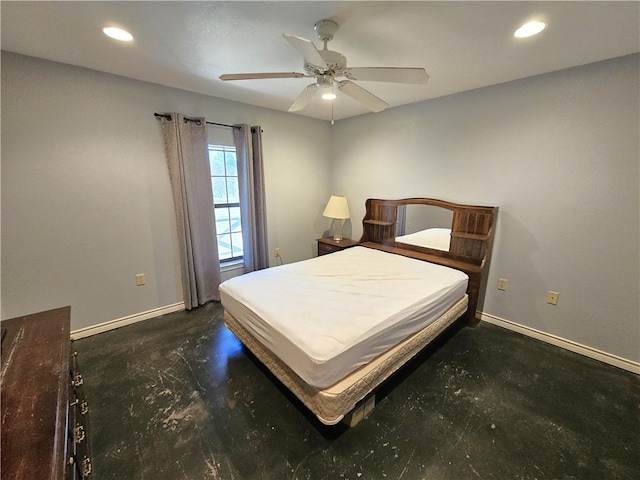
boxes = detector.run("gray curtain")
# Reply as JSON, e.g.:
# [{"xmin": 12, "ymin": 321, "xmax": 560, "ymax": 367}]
[
  {"xmin": 160, "ymin": 113, "xmax": 221, "ymax": 308},
  {"xmin": 233, "ymin": 124, "xmax": 269, "ymax": 272}
]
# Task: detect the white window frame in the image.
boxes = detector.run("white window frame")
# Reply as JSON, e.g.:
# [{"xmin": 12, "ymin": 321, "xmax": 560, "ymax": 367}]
[{"xmin": 209, "ymin": 144, "xmax": 243, "ymax": 265}]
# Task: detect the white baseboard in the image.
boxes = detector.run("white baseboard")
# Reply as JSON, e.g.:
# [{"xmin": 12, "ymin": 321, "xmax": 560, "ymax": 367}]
[
  {"xmin": 70, "ymin": 302, "xmax": 185, "ymax": 340},
  {"xmin": 69, "ymin": 304, "xmax": 639, "ymax": 375},
  {"xmin": 479, "ymin": 312, "xmax": 640, "ymax": 375}
]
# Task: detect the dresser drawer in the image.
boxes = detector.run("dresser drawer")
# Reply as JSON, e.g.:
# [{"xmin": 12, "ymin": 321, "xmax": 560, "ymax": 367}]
[
  {"xmin": 318, "ymin": 242, "xmax": 342, "ymax": 255},
  {"xmin": 317, "ymin": 238, "xmax": 359, "ymax": 256}
]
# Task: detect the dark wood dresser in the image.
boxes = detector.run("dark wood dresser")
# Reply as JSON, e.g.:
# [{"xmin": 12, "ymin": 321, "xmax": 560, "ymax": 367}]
[{"xmin": 1, "ymin": 307, "xmax": 92, "ymax": 479}]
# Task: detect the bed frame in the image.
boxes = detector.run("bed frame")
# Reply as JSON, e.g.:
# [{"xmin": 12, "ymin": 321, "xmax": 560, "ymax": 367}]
[{"xmin": 224, "ymin": 197, "xmax": 497, "ymax": 426}]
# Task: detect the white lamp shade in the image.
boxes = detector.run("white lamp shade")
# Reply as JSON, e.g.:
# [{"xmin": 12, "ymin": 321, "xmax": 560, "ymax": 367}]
[{"xmin": 323, "ymin": 195, "xmax": 350, "ymax": 219}]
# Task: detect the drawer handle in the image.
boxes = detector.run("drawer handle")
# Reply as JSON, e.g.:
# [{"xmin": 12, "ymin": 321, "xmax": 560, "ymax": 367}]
[
  {"xmin": 70, "ymin": 399, "xmax": 89, "ymax": 415},
  {"xmin": 82, "ymin": 456, "xmax": 92, "ymax": 476},
  {"xmin": 71, "ymin": 374, "xmax": 84, "ymax": 387},
  {"xmin": 74, "ymin": 425, "xmax": 86, "ymax": 443}
]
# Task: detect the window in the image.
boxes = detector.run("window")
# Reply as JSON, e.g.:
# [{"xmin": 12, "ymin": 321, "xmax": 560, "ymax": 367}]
[{"xmin": 209, "ymin": 145, "xmax": 243, "ymax": 262}]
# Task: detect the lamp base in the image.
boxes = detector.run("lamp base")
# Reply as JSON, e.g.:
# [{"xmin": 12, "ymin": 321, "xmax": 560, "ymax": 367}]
[{"xmin": 333, "ymin": 219, "xmax": 345, "ymax": 242}]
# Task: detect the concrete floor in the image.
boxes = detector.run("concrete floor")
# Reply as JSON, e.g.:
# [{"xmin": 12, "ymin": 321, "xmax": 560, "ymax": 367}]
[{"xmin": 74, "ymin": 301, "xmax": 640, "ymax": 479}]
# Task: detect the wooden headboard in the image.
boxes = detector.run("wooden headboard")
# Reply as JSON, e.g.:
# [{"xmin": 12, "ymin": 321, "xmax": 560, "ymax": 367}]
[{"xmin": 359, "ymin": 197, "xmax": 498, "ymax": 325}]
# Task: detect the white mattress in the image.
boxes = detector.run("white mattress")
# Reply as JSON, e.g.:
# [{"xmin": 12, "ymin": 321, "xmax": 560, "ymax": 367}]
[
  {"xmin": 396, "ymin": 227, "xmax": 452, "ymax": 251},
  {"xmin": 219, "ymin": 246, "xmax": 468, "ymax": 388}
]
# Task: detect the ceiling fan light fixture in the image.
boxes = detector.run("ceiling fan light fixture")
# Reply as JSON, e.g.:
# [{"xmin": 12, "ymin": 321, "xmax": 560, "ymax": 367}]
[
  {"xmin": 103, "ymin": 26, "xmax": 133, "ymax": 42},
  {"xmin": 514, "ymin": 21, "xmax": 546, "ymax": 38},
  {"xmin": 221, "ymin": 19, "xmax": 428, "ymax": 116}
]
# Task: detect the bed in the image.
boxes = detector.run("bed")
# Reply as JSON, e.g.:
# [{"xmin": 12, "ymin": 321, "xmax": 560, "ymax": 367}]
[{"xmin": 220, "ymin": 197, "xmax": 497, "ymax": 426}]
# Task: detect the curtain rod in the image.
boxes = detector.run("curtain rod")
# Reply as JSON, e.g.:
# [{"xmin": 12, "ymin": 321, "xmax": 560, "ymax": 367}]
[{"xmin": 154, "ymin": 113, "xmax": 238, "ymax": 129}]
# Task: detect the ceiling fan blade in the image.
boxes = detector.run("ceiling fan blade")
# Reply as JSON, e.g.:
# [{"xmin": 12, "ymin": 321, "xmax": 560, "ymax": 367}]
[
  {"xmin": 288, "ymin": 84, "xmax": 319, "ymax": 112},
  {"xmin": 344, "ymin": 67, "xmax": 429, "ymax": 84},
  {"xmin": 219, "ymin": 72, "xmax": 306, "ymax": 81},
  {"xmin": 337, "ymin": 80, "xmax": 388, "ymax": 112},
  {"xmin": 283, "ymin": 34, "xmax": 327, "ymax": 68}
]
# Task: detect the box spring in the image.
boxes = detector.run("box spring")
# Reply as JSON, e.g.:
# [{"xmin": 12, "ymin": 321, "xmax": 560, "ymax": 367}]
[{"xmin": 224, "ymin": 295, "xmax": 467, "ymax": 425}]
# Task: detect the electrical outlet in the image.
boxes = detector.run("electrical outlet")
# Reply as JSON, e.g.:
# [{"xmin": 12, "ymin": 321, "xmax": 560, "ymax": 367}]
[
  {"xmin": 497, "ymin": 278, "xmax": 508, "ymax": 291},
  {"xmin": 547, "ymin": 291, "xmax": 559, "ymax": 305},
  {"xmin": 274, "ymin": 247, "xmax": 281, "ymax": 257},
  {"xmin": 136, "ymin": 273, "xmax": 146, "ymax": 286}
]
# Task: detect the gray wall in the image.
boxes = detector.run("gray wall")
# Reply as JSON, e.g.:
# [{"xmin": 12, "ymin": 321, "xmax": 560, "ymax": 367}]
[
  {"xmin": 331, "ymin": 54, "xmax": 639, "ymax": 363},
  {"xmin": 1, "ymin": 52, "xmax": 332, "ymax": 330}
]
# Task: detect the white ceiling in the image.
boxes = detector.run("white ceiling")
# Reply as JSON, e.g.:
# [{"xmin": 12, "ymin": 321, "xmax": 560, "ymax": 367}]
[{"xmin": 2, "ymin": 1, "xmax": 639, "ymax": 122}]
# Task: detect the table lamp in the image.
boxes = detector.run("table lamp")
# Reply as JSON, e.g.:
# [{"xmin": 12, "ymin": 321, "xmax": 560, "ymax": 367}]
[{"xmin": 323, "ymin": 195, "xmax": 350, "ymax": 241}]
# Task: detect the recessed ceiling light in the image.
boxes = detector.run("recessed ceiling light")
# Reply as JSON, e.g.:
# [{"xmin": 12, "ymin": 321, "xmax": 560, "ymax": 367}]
[
  {"xmin": 321, "ymin": 92, "xmax": 337, "ymax": 101},
  {"xmin": 514, "ymin": 21, "xmax": 546, "ymax": 38},
  {"xmin": 103, "ymin": 27, "xmax": 133, "ymax": 42}
]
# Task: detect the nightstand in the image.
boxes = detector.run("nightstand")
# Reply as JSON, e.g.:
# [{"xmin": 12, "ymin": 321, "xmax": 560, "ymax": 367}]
[{"xmin": 317, "ymin": 237, "xmax": 359, "ymax": 256}]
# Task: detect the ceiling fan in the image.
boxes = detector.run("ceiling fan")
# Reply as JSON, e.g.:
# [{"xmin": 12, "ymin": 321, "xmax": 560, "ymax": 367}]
[{"xmin": 219, "ymin": 19, "xmax": 429, "ymax": 114}]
